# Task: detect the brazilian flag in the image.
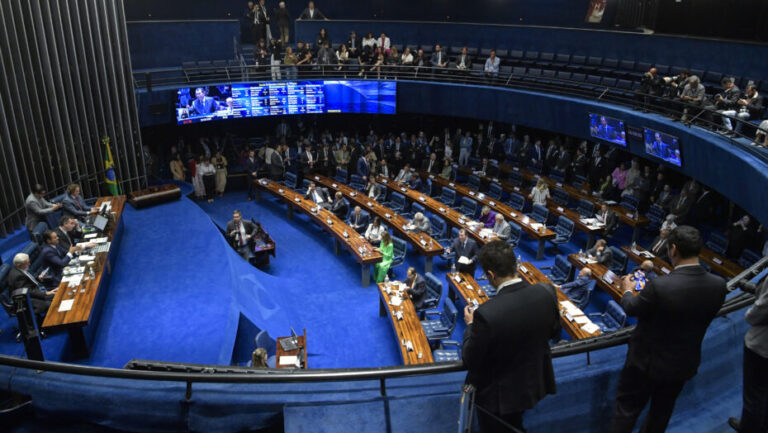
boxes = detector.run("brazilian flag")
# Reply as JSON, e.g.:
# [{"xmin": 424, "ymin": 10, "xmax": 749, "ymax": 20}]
[{"xmin": 103, "ymin": 136, "xmax": 120, "ymax": 195}]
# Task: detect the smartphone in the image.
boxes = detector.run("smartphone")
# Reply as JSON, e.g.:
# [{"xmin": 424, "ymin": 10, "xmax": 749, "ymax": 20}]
[{"xmin": 631, "ymin": 269, "xmax": 647, "ymax": 291}]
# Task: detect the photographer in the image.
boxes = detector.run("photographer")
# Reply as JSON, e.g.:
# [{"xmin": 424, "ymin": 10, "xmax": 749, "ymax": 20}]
[
  {"xmin": 729, "ymin": 275, "xmax": 768, "ymax": 433},
  {"xmin": 637, "ymin": 67, "xmax": 664, "ymax": 111}
]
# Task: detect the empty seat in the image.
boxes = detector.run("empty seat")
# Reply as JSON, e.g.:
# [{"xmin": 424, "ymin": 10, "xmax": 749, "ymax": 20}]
[
  {"xmin": 460, "ymin": 196, "xmax": 478, "ymax": 218},
  {"xmin": 383, "ymin": 192, "xmax": 407, "ymax": 213},
  {"xmin": 421, "ymin": 300, "xmax": 458, "ymax": 344},
  {"xmin": 507, "ymin": 170, "xmax": 523, "ymax": 186},
  {"xmin": 429, "ymin": 214, "xmax": 447, "ymax": 241},
  {"xmin": 432, "ymin": 340, "xmax": 461, "ymax": 362},
  {"xmin": 530, "ymin": 203, "xmax": 549, "ymax": 224},
  {"xmin": 334, "ymin": 167, "xmax": 348, "ymax": 183},
  {"xmin": 488, "ymin": 183, "xmax": 503, "ymax": 200},
  {"xmin": 609, "ymin": 246, "xmax": 628, "ymax": 274},
  {"xmin": 439, "ymin": 187, "xmax": 456, "ymax": 207},
  {"xmin": 620, "ymin": 195, "xmax": 639, "ymax": 213},
  {"xmin": 576, "ymin": 199, "xmax": 595, "ymax": 218},
  {"xmin": 389, "ymin": 236, "xmax": 408, "ymax": 277},
  {"xmin": 507, "ymin": 222, "xmax": 522, "ymax": 248},
  {"xmin": 646, "ymin": 204, "xmax": 665, "ymax": 232},
  {"xmin": 422, "ymin": 272, "xmax": 444, "ymax": 311},
  {"xmin": 507, "ymin": 192, "xmax": 525, "ymax": 211},
  {"xmin": 589, "ymin": 300, "xmax": 627, "ymax": 332},
  {"xmin": 547, "ymin": 255, "xmax": 572, "ymax": 284},
  {"xmin": 551, "ymin": 188, "xmax": 569, "ymax": 207},
  {"xmin": 282, "ymin": 171, "xmax": 298, "ymax": 189},
  {"xmin": 705, "ymin": 232, "xmax": 729, "ymax": 256},
  {"xmin": 349, "ymin": 174, "xmax": 366, "ymax": 190},
  {"xmin": 467, "ymin": 175, "xmax": 481, "ymax": 191},
  {"xmin": 551, "ymin": 216, "xmax": 575, "ymax": 246},
  {"xmin": 738, "ymin": 249, "xmax": 761, "ymax": 269}
]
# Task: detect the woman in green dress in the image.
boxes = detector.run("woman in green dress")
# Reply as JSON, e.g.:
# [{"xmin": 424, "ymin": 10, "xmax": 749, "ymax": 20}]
[{"xmin": 374, "ymin": 231, "xmax": 393, "ymax": 283}]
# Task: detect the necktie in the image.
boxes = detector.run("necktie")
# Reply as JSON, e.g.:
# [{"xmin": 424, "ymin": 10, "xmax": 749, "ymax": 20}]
[{"xmin": 22, "ymin": 269, "xmax": 42, "ymax": 289}]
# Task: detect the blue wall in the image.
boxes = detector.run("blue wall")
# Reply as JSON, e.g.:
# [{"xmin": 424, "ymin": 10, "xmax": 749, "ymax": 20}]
[{"xmin": 128, "ymin": 21, "xmax": 240, "ymax": 69}]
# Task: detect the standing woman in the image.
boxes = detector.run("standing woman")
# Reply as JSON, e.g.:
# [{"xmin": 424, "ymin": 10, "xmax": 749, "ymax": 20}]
[
  {"xmin": 529, "ymin": 178, "xmax": 550, "ymax": 206},
  {"xmin": 213, "ymin": 150, "xmax": 228, "ymax": 197},
  {"xmin": 197, "ymin": 155, "xmax": 217, "ymax": 203},
  {"xmin": 170, "ymin": 153, "xmax": 186, "ymax": 181},
  {"xmin": 192, "ymin": 154, "xmax": 205, "ymax": 200},
  {"xmin": 374, "ymin": 231, "xmax": 393, "ymax": 283}
]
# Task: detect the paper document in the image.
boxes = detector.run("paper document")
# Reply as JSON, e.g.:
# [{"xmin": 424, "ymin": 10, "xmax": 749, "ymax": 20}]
[
  {"xmin": 279, "ymin": 356, "xmax": 298, "ymax": 366},
  {"xmin": 389, "ymin": 296, "xmax": 403, "ymax": 307},
  {"xmin": 78, "ymin": 255, "xmax": 95, "ymax": 262},
  {"xmin": 559, "ymin": 300, "xmax": 577, "ymax": 313},
  {"xmin": 84, "ymin": 233, "xmax": 98, "ymax": 239},
  {"xmin": 62, "ymin": 274, "xmax": 83, "ymax": 286},
  {"xmin": 479, "ymin": 228, "xmax": 493, "ymax": 238},
  {"xmin": 59, "ymin": 299, "xmax": 75, "ymax": 312},
  {"xmin": 581, "ymin": 323, "xmax": 600, "ymax": 334},
  {"xmin": 458, "ymin": 256, "xmax": 471, "ymax": 265},
  {"xmin": 574, "ymin": 315, "xmax": 590, "ymax": 325}
]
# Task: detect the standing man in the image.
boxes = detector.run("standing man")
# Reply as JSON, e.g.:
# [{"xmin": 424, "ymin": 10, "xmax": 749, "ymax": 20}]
[
  {"xmin": 463, "ymin": 240, "xmax": 560, "ymax": 432},
  {"xmin": 447, "ymin": 229, "xmax": 479, "ymax": 276},
  {"xmin": 298, "ymin": 1, "xmax": 327, "ymax": 20},
  {"xmin": 274, "ymin": 1, "xmax": 291, "ymax": 44},
  {"xmin": 244, "ymin": 149, "xmax": 259, "ymax": 201},
  {"xmin": 226, "ymin": 210, "xmax": 257, "ymax": 260},
  {"xmin": 269, "ymin": 144, "xmax": 285, "ymax": 181},
  {"xmin": 610, "ymin": 226, "xmax": 727, "ymax": 433},
  {"xmin": 25, "ymin": 184, "xmax": 62, "ymax": 232}
]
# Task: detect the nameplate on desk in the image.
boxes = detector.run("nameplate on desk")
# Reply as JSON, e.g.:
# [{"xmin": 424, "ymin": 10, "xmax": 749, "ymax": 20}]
[
  {"xmin": 429, "ymin": 174, "xmax": 435, "ymax": 179},
  {"xmin": 84, "ymin": 233, "xmax": 98, "ymax": 239},
  {"xmin": 294, "ymin": 197, "xmax": 301, "ymax": 203},
  {"xmin": 513, "ymin": 167, "xmax": 519, "ymax": 171},
  {"xmin": 449, "ymin": 182, "xmax": 455, "ymax": 187},
  {"xmin": 332, "ymin": 183, "xmax": 337, "ymax": 188},
  {"xmin": 511, "ymin": 212, "xmax": 517, "ymax": 218},
  {"xmin": 381, "ymin": 179, "xmax": 387, "ymax": 184},
  {"xmin": 581, "ymin": 189, "xmax": 589, "ymax": 195},
  {"xmin": 556, "ymin": 182, "xmax": 563, "ymax": 187},
  {"xmin": 493, "ymin": 178, "xmax": 499, "ymax": 182},
  {"xmin": 420, "ymin": 239, "xmax": 427, "ymax": 246},
  {"xmin": 367, "ymin": 202, "xmax": 373, "ymax": 207},
  {"xmin": 469, "ymin": 191, "xmax": 475, "ymax": 196},
  {"xmin": 396, "ymin": 311, "xmax": 404, "ymax": 320},
  {"xmin": 489, "ymin": 201, "xmax": 496, "ymax": 207},
  {"xmin": 534, "ymin": 174, "xmax": 541, "ymax": 178},
  {"xmin": 259, "ymin": 179, "xmax": 268, "ymax": 185},
  {"xmin": 519, "ymin": 265, "xmax": 528, "ymax": 274},
  {"xmin": 314, "ymin": 176, "xmax": 320, "ymax": 181},
  {"xmin": 419, "ymin": 196, "xmax": 426, "ymax": 202},
  {"xmin": 278, "ymin": 188, "xmax": 284, "ymax": 194},
  {"xmin": 343, "ymin": 232, "xmax": 349, "ymax": 238},
  {"xmin": 400, "ymin": 187, "xmax": 407, "ymax": 192},
  {"xmin": 326, "ymin": 219, "xmax": 332, "ymax": 225},
  {"xmin": 350, "ymin": 192, "xmax": 356, "ymax": 197},
  {"xmin": 514, "ymin": 187, "xmax": 520, "ymax": 192},
  {"xmin": 713, "ymin": 257, "xmax": 723, "ymax": 265},
  {"xmin": 626, "ymin": 212, "xmax": 634, "ymax": 219},
  {"xmin": 661, "ymin": 267, "xmax": 671, "ymax": 274},
  {"xmin": 557, "ymin": 206, "xmax": 564, "ymax": 212},
  {"xmin": 385, "ymin": 213, "xmax": 392, "ymax": 219},
  {"xmin": 439, "ymin": 207, "xmax": 446, "ymax": 213}
]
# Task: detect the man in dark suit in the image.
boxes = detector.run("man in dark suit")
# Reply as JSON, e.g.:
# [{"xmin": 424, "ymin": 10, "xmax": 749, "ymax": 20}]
[
  {"xmin": 590, "ymin": 150, "xmax": 607, "ymax": 189},
  {"xmin": 364, "ymin": 179, "xmax": 382, "ymax": 201},
  {"xmin": 475, "ymin": 158, "xmax": 497, "ymax": 177},
  {"xmin": 596, "ymin": 203, "xmax": 618, "ymax": 237},
  {"xmin": 41, "ymin": 230, "xmax": 81, "ymax": 287},
  {"xmin": 528, "ymin": 140, "xmax": 544, "ymax": 170},
  {"xmin": 348, "ymin": 206, "xmax": 369, "ymax": 233},
  {"xmin": 226, "ymin": 210, "xmax": 258, "ymax": 260},
  {"xmin": 554, "ymin": 146, "xmax": 572, "ymax": 174},
  {"xmin": 422, "ymin": 153, "xmax": 440, "ymax": 176},
  {"xmin": 404, "ymin": 267, "xmax": 427, "ymax": 311},
  {"xmin": 268, "ymin": 145, "xmax": 285, "ymax": 180},
  {"xmin": 670, "ymin": 191, "xmax": 693, "ymax": 222},
  {"xmin": 55, "ymin": 216, "xmax": 85, "ymax": 252},
  {"xmin": 463, "ymin": 240, "xmax": 560, "ymax": 432},
  {"xmin": 447, "ymin": 229, "xmax": 480, "ymax": 276},
  {"xmin": 8, "ymin": 253, "xmax": 55, "ymax": 314},
  {"xmin": 304, "ymin": 182, "xmax": 331, "ymax": 210},
  {"xmin": 244, "ymin": 149, "xmax": 259, "ymax": 201},
  {"xmin": 300, "ymin": 144, "xmax": 316, "ymax": 175},
  {"xmin": 318, "ymin": 142, "xmax": 335, "ymax": 177},
  {"xmin": 189, "ymin": 88, "xmax": 217, "ymax": 117},
  {"xmin": 345, "ymin": 31, "xmax": 361, "ymax": 59},
  {"xmin": 331, "ymin": 192, "xmax": 348, "ymax": 219},
  {"xmin": 587, "ymin": 238, "xmax": 613, "ymax": 267},
  {"xmin": 61, "ymin": 184, "xmax": 96, "ymax": 221},
  {"xmin": 610, "ymin": 225, "xmax": 727, "ymax": 433},
  {"xmin": 357, "ymin": 155, "xmax": 370, "ymax": 181},
  {"xmin": 555, "ymin": 267, "xmax": 592, "ymax": 307},
  {"xmin": 297, "ymin": 1, "xmax": 327, "ymax": 20},
  {"xmin": 648, "ymin": 228, "xmax": 670, "ymax": 262}
]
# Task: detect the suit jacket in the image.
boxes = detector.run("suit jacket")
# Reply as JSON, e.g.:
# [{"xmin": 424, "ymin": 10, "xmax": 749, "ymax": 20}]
[
  {"xmin": 7, "ymin": 267, "xmax": 51, "ymax": 313},
  {"xmin": 41, "ymin": 243, "xmax": 72, "ymax": 287},
  {"xmin": 61, "ymin": 194, "xmax": 90, "ymax": 219},
  {"xmin": 304, "ymin": 187, "xmax": 330, "ymax": 205},
  {"xmin": 244, "ymin": 157, "xmax": 259, "ymax": 178},
  {"xmin": 492, "ymin": 220, "xmax": 511, "ymax": 240},
  {"xmin": 24, "ymin": 193, "xmax": 57, "ymax": 232},
  {"xmin": 587, "ymin": 245, "xmax": 613, "ymax": 266},
  {"xmin": 621, "ymin": 265, "xmax": 726, "ymax": 381},
  {"xmin": 298, "ymin": 7, "xmax": 326, "ymax": 20},
  {"xmin": 225, "ymin": 220, "xmax": 256, "ymax": 248},
  {"xmin": 450, "ymin": 238, "xmax": 479, "ymax": 263},
  {"xmin": 596, "ymin": 209, "xmax": 618, "ymax": 233},
  {"xmin": 268, "ymin": 151, "xmax": 284, "ymax": 178},
  {"xmin": 430, "ymin": 50, "xmax": 447, "ymax": 67},
  {"xmin": 422, "ymin": 158, "xmax": 440, "ymax": 175},
  {"xmin": 411, "ymin": 217, "xmax": 431, "ymax": 234},
  {"xmin": 394, "ymin": 169, "xmax": 411, "ymax": 183},
  {"xmin": 671, "ymin": 193, "xmax": 693, "ymax": 218},
  {"xmin": 189, "ymin": 97, "xmax": 217, "ymax": 116},
  {"xmin": 648, "ymin": 236, "xmax": 670, "ymax": 262},
  {"xmin": 366, "ymin": 183, "xmax": 382, "ymax": 200},
  {"xmin": 405, "ymin": 274, "xmax": 428, "ymax": 310},
  {"xmin": 331, "ymin": 198, "xmax": 349, "ymax": 219},
  {"xmin": 54, "ymin": 227, "xmax": 81, "ymax": 252},
  {"xmin": 348, "ymin": 211, "xmax": 369, "ymax": 232},
  {"xmin": 356, "ymin": 156, "xmax": 370, "ymax": 179},
  {"xmin": 463, "ymin": 279, "xmax": 560, "ymax": 413},
  {"xmin": 560, "ymin": 276, "xmax": 591, "ymax": 307}
]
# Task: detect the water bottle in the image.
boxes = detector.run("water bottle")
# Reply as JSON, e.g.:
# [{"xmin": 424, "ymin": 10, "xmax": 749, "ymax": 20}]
[
  {"xmin": 429, "ymin": 238, "xmax": 433, "ymax": 249},
  {"xmin": 578, "ymin": 249, "xmax": 583, "ymax": 258},
  {"xmin": 631, "ymin": 241, "xmax": 637, "ymax": 251},
  {"xmin": 517, "ymin": 254, "xmax": 522, "ymax": 264},
  {"xmin": 384, "ymin": 274, "xmax": 390, "ymax": 286},
  {"xmin": 451, "ymin": 262, "xmax": 457, "ymax": 275}
]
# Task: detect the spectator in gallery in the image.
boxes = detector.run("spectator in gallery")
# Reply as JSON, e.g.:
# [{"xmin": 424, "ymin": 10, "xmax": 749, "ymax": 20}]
[
  {"xmin": 316, "ymin": 42, "xmax": 335, "ymax": 72},
  {"xmin": 720, "ymin": 83, "xmax": 763, "ymax": 135},
  {"xmin": 170, "ymin": 153, "xmax": 186, "ymax": 181},
  {"xmin": 345, "ymin": 31, "xmax": 360, "ymax": 59},
  {"xmin": 315, "ymin": 28, "xmax": 330, "ymax": 54},
  {"xmin": 484, "ymin": 50, "xmax": 500, "ymax": 78},
  {"xmin": 637, "ymin": 66, "xmax": 663, "ymax": 108},
  {"xmin": 752, "ymin": 120, "xmax": 768, "ymax": 148},
  {"xmin": 274, "ymin": 2, "xmax": 291, "ymax": 44},
  {"xmin": 335, "ymin": 44, "xmax": 350, "ymax": 73},
  {"xmin": 385, "ymin": 46, "xmax": 400, "ymax": 78},
  {"xmin": 413, "ymin": 49, "xmax": 426, "ymax": 76},
  {"xmin": 378, "ymin": 32, "xmax": 391, "ymax": 54},
  {"xmin": 269, "ymin": 38, "xmax": 283, "ymax": 80},
  {"xmin": 400, "ymin": 47, "xmax": 414, "ymax": 66},
  {"xmin": 283, "ymin": 45, "xmax": 299, "ymax": 80},
  {"xmin": 254, "ymin": 40, "xmax": 270, "ymax": 76},
  {"xmin": 430, "ymin": 44, "xmax": 448, "ymax": 74},
  {"xmin": 455, "ymin": 46, "xmax": 472, "ymax": 73},
  {"xmin": 706, "ymin": 76, "xmax": 740, "ymax": 130},
  {"xmin": 295, "ymin": 41, "xmax": 313, "ymax": 76},
  {"xmin": 212, "ymin": 151, "xmax": 228, "ymax": 197},
  {"xmin": 373, "ymin": 231, "xmax": 394, "ymax": 283},
  {"xmin": 368, "ymin": 52, "xmax": 385, "ymax": 79},
  {"xmin": 298, "ymin": 1, "xmax": 327, "ymax": 20},
  {"xmin": 361, "ymin": 32, "xmax": 377, "ymax": 50},
  {"xmin": 679, "ymin": 75, "xmax": 706, "ymax": 122}
]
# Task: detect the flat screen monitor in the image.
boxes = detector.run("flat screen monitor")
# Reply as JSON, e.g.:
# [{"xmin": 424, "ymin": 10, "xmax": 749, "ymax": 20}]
[
  {"xmin": 589, "ymin": 113, "xmax": 626, "ymax": 146},
  {"xmin": 93, "ymin": 215, "xmax": 109, "ymax": 232},
  {"xmin": 643, "ymin": 128, "xmax": 682, "ymax": 167},
  {"xmin": 176, "ymin": 81, "xmax": 396, "ymax": 124}
]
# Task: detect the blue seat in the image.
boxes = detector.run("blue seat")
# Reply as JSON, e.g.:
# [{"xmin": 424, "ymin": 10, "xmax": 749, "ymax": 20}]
[
  {"xmin": 334, "ymin": 167, "xmax": 348, "ymax": 183},
  {"xmin": 549, "ymin": 169, "xmax": 565, "ymax": 183},
  {"xmin": 705, "ymin": 232, "xmax": 728, "ymax": 256},
  {"xmin": 530, "ymin": 203, "xmax": 549, "ymax": 224},
  {"xmin": 432, "ymin": 340, "xmax": 461, "ymax": 362},
  {"xmin": 575, "ymin": 280, "xmax": 596, "ymax": 310},
  {"xmin": 21, "ymin": 242, "xmax": 43, "ymax": 274},
  {"xmin": 738, "ymin": 249, "xmax": 761, "ymax": 269},
  {"xmin": 620, "ymin": 195, "xmax": 639, "ymax": 213},
  {"xmin": 507, "ymin": 192, "xmax": 525, "ymax": 211},
  {"xmin": 282, "ymin": 171, "xmax": 298, "ymax": 190},
  {"xmin": 547, "ymin": 255, "xmax": 572, "ymax": 285},
  {"xmin": 507, "ymin": 222, "xmax": 522, "ymax": 248},
  {"xmin": 349, "ymin": 174, "xmax": 365, "ymax": 191},
  {"xmin": 459, "ymin": 197, "xmax": 478, "ymax": 218},
  {"xmin": 30, "ymin": 221, "xmax": 48, "ymax": 245},
  {"xmin": 576, "ymin": 199, "xmax": 594, "ymax": 219},
  {"xmin": 609, "ymin": 246, "xmax": 628, "ymax": 274},
  {"xmin": 589, "ymin": 300, "xmax": 627, "ymax": 333},
  {"xmin": 421, "ymin": 300, "xmax": 458, "ymax": 344},
  {"xmin": 440, "ymin": 227, "xmax": 460, "ymax": 262},
  {"xmin": 507, "ymin": 170, "xmax": 523, "ymax": 186},
  {"xmin": 255, "ymin": 329, "xmax": 277, "ymax": 368},
  {"xmin": 300, "ymin": 178, "xmax": 312, "ymax": 193},
  {"xmin": 439, "ymin": 187, "xmax": 456, "ymax": 208},
  {"xmin": 572, "ymin": 174, "xmax": 588, "ymax": 188},
  {"xmin": 551, "ymin": 216, "xmax": 575, "ymax": 246},
  {"xmin": 646, "ymin": 204, "xmax": 665, "ymax": 232},
  {"xmin": 404, "ymin": 202, "xmax": 425, "ymax": 220},
  {"xmin": 429, "ymin": 214, "xmax": 447, "ymax": 241},
  {"xmin": 488, "ymin": 183, "xmax": 503, "ymax": 200},
  {"xmin": 467, "ymin": 157, "xmax": 481, "ymax": 170},
  {"xmin": 467, "ymin": 175, "xmax": 481, "ymax": 191},
  {"xmin": 389, "ymin": 236, "xmax": 408, "ymax": 277},
  {"xmin": 420, "ymin": 178, "xmax": 433, "ymax": 196},
  {"xmin": 551, "ymin": 188, "xmax": 569, "ymax": 207},
  {"xmin": 383, "ymin": 192, "xmax": 407, "ymax": 213},
  {"xmin": 422, "ymin": 272, "xmax": 443, "ymax": 312}
]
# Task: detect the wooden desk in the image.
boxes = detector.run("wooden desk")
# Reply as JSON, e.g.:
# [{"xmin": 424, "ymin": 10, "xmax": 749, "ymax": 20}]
[
  {"xmin": 567, "ymin": 253, "xmax": 627, "ymax": 302},
  {"xmin": 374, "ymin": 175, "xmax": 488, "ymax": 246},
  {"xmin": 253, "ymin": 179, "xmax": 382, "ymax": 286},
  {"xmin": 127, "ymin": 184, "xmax": 181, "ymax": 209},
  {"xmin": 445, "ymin": 272, "xmax": 490, "ymax": 307},
  {"xmin": 425, "ymin": 173, "xmax": 556, "ymax": 259},
  {"xmin": 620, "ymin": 245, "xmax": 673, "ymax": 276},
  {"xmin": 517, "ymin": 262, "xmax": 601, "ymax": 340},
  {"xmin": 377, "ymin": 282, "xmax": 434, "ymax": 365},
  {"xmin": 249, "ymin": 219, "xmax": 277, "ymax": 267},
  {"xmin": 699, "ymin": 247, "xmax": 744, "ymax": 279},
  {"xmin": 275, "ymin": 330, "xmax": 307, "ymax": 369},
  {"xmin": 42, "ymin": 195, "xmax": 126, "ymax": 358},
  {"xmin": 312, "ymin": 174, "xmax": 444, "ymax": 273}
]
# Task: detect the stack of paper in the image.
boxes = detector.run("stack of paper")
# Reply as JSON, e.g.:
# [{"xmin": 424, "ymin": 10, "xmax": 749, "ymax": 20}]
[
  {"xmin": 581, "ymin": 322, "xmax": 601, "ymax": 334},
  {"xmin": 479, "ymin": 228, "xmax": 493, "ymax": 238},
  {"xmin": 389, "ymin": 296, "xmax": 403, "ymax": 307},
  {"xmin": 58, "ymin": 299, "xmax": 75, "ymax": 312},
  {"xmin": 62, "ymin": 274, "xmax": 83, "ymax": 286},
  {"xmin": 279, "ymin": 356, "xmax": 298, "ymax": 366},
  {"xmin": 574, "ymin": 316, "xmax": 589, "ymax": 325}
]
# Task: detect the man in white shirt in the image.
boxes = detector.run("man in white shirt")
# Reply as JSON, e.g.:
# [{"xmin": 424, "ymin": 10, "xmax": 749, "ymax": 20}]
[
  {"xmin": 304, "ymin": 182, "xmax": 331, "ymax": 210},
  {"xmin": 394, "ymin": 163, "xmax": 412, "ymax": 183},
  {"xmin": 484, "ymin": 50, "xmax": 500, "ymax": 78}
]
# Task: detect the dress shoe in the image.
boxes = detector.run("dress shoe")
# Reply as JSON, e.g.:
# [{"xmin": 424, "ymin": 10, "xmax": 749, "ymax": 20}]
[{"xmin": 728, "ymin": 417, "xmax": 741, "ymax": 432}]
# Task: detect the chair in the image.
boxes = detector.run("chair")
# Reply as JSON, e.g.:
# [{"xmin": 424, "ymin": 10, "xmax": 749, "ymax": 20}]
[
  {"xmin": 738, "ymin": 249, "xmax": 761, "ymax": 269},
  {"xmin": 389, "ymin": 236, "xmax": 408, "ymax": 277},
  {"xmin": 459, "ymin": 197, "xmax": 478, "ymax": 219},
  {"xmin": 421, "ymin": 300, "xmax": 458, "ymax": 345},
  {"xmin": 404, "ymin": 202, "xmax": 425, "ymax": 220},
  {"xmin": 507, "ymin": 222, "xmax": 522, "ymax": 248},
  {"xmin": 609, "ymin": 246, "xmax": 628, "ymax": 275},
  {"xmin": 488, "ymin": 183, "xmax": 503, "ymax": 200},
  {"xmin": 530, "ymin": 203, "xmax": 549, "ymax": 224},
  {"xmin": 646, "ymin": 204, "xmax": 665, "ymax": 232},
  {"xmin": 428, "ymin": 214, "xmax": 447, "ymax": 241},
  {"xmin": 507, "ymin": 192, "xmax": 525, "ymax": 211},
  {"xmin": 300, "ymin": 178, "xmax": 312, "ymax": 193},
  {"xmin": 438, "ymin": 187, "xmax": 456, "ymax": 208},
  {"xmin": 576, "ymin": 199, "xmax": 594, "ymax": 219},
  {"xmin": 432, "ymin": 340, "xmax": 461, "ymax": 362},
  {"xmin": 551, "ymin": 188, "xmax": 569, "ymax": 207},
  {"xmin": 550, "ymin": 216, "xmax": 575, "ymax": 247},
  {"xmin": 349, "ymin": 174, "xmax": 365, "ymax": 191},
  {"xmin": 334, "ymin": 167, "xmax": 348, "ymax": 183},
  {"xmin": 467, "ymin": 175, "xmax": 481, "ymax": 191},
  {"xmin": 30, "ymin": 222, "xmax": 48, "ymax": 244},
  {"xmin": 440, "ymin": 227, "xmax": 460, "ymax": 262},
  {"xmin": 282, "ymin": 171, "xmax": 298, "ymax": 190},
  {"xmin": 572, "ymin": 174, "xmax": 588, "ymax": 188},
  {"xmin": 383, "ymin": 192, "xmax": 407, "ymax": 213},
  {"xmin": 620, "ymin": 195, "xmax": 639, "ymax": 213},
  {"xmin": 507, "ymin": 170, "xmax": 523, "ymax": 186},
  {"xmin": 420, "ymin": 178, "xmax": 433, "ymax": 197},
  {"xmin": 549, "ymin": 169, "xmax": 565, "ymax": 183},
  {"xmin": 705, "ymin": 232, "xmax": 729, "ymax": 256},
  {"xmin": 21, "ymin": 243, "xmax": 42, "ymax": 273},
  {"xmin": 589, "ymin": 300, "xmax": 627, "ymax": 333},
  {"xmin": 575, "ymin": 280, "xmax": 596, "ymax": 310},
  {"xmin": 0, "ymin": 263, "xmax": 20, "ymax": 342},
  {"xmin": 546, "ymin": 255, "xmax": 572, "ymax": 285},
  {"xmin": 254, "ymin": 329, "xmax": 277, "ymax": 368},
  {"xmin": 421, "ymin": 272, "xmax": 443, "ymax": 312}
]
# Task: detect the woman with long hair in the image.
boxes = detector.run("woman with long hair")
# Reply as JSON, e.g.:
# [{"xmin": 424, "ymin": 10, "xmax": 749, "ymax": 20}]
[
  {"xmin": 528, "ymin": 178, "xmax": 550, "ymax": 206},
  {"xmin": 374, "ymin": 231, "xmax": 393, "ymax": 283}
]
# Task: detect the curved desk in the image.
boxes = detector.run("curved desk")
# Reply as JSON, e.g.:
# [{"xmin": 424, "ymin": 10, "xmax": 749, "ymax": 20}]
[{"xmin": 377, "ymin": 281, "xmax": 434, "ymax": 365}]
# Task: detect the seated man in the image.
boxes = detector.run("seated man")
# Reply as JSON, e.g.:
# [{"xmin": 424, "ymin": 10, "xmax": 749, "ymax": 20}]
[
  {"xmin": 61, "ymin": 184, "xmax": 97, "ymax": 221},
  {"xmin": 752, "ymin": 119, "xmax": 768, "ymax": 148},
  {"xmin": 484, "ymin": 50, "xmax": 500, "ymax": 78},
  {"xmin": 475, "ymin": 158, "xmax": 497, "ymax": 177},
  {"xmin": 394, "ymin": 163, "xmax": 412, "ymax": 183},
  {"xmin": 595, "ymin": 203, "xmax": 618, "ymax": 237},
  {"xmin": 8, "ymin": 253, "xmax": 55, "ymax": 314},
  {"xmin": 430, "ymin": 44, "xmax": 448, "ymax": 74},
  {"xmin": 446, "ymin": 229, "xmax": 479, "ymax": 275},
  {"xmin": 226, "ymin": 210, "xmax": 258, "ymax": 260},
  {"xmin": 422, "ymin": 153, "xmax": 440, "ymax": 175},
  {"xmin": 639, "ymin": 260, "xmax": 658, "ymax": 280},
  {"xmin": 408, "ymin": 212, "xmax": 431, "ymax": 234},
  {"xmin": 647, "ymin": 228, "xmax": 671, "ymax": 262},
  {"xmin": 55, "ymin": 215, "xmax": 84, "ymax": 252},
  {"xmin": 304, "ymin": 181, "xmax": 331, "ymax": 210},
  {"xmin": 348, "ymin": 206, "xmax": 369, "ymax": 234},
  {"xmin": 41, "ymin": 230, "xmax": 82, "ymax": 288},
  {"xmin": 555, "ymin": 267, "xmax": 592, "ymax": 307},
  {"xmin": 491, "ymin": 213, "xmax": 511, "ymax": 240},
  {"xmin": 403, "ymin": 267, "xmax": 427, "ymax": 312},
  {"xmin": 365, "ymin": 179, "xmax": 382, "ymax": 200},
  {"xmin": 24, "ymin": 184, "xmax": 62, "ymax": 232},
  {"xmin": 586, "ymin": 238, "xmax": 613, "ymax": 266},
  {"xmin": 331, "ymin": 192, "xmax": 349, "ymax": 219},
  {"xmin": 721, "ymin": 82, "xmax": 763, "ymax": 134}
]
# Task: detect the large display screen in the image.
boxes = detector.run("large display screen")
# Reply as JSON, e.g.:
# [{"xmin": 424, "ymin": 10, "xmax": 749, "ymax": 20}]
[
  {"xmin": 176, "ymin": 80, "xmax": 396, "ymax": 124},
  {"xmin": 643, "ymin": 128, "xmax": 682, "ymax": 167},
  {"xmin": 589, "ymin": 113, "xmax": 626, "ymax": 146}
]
